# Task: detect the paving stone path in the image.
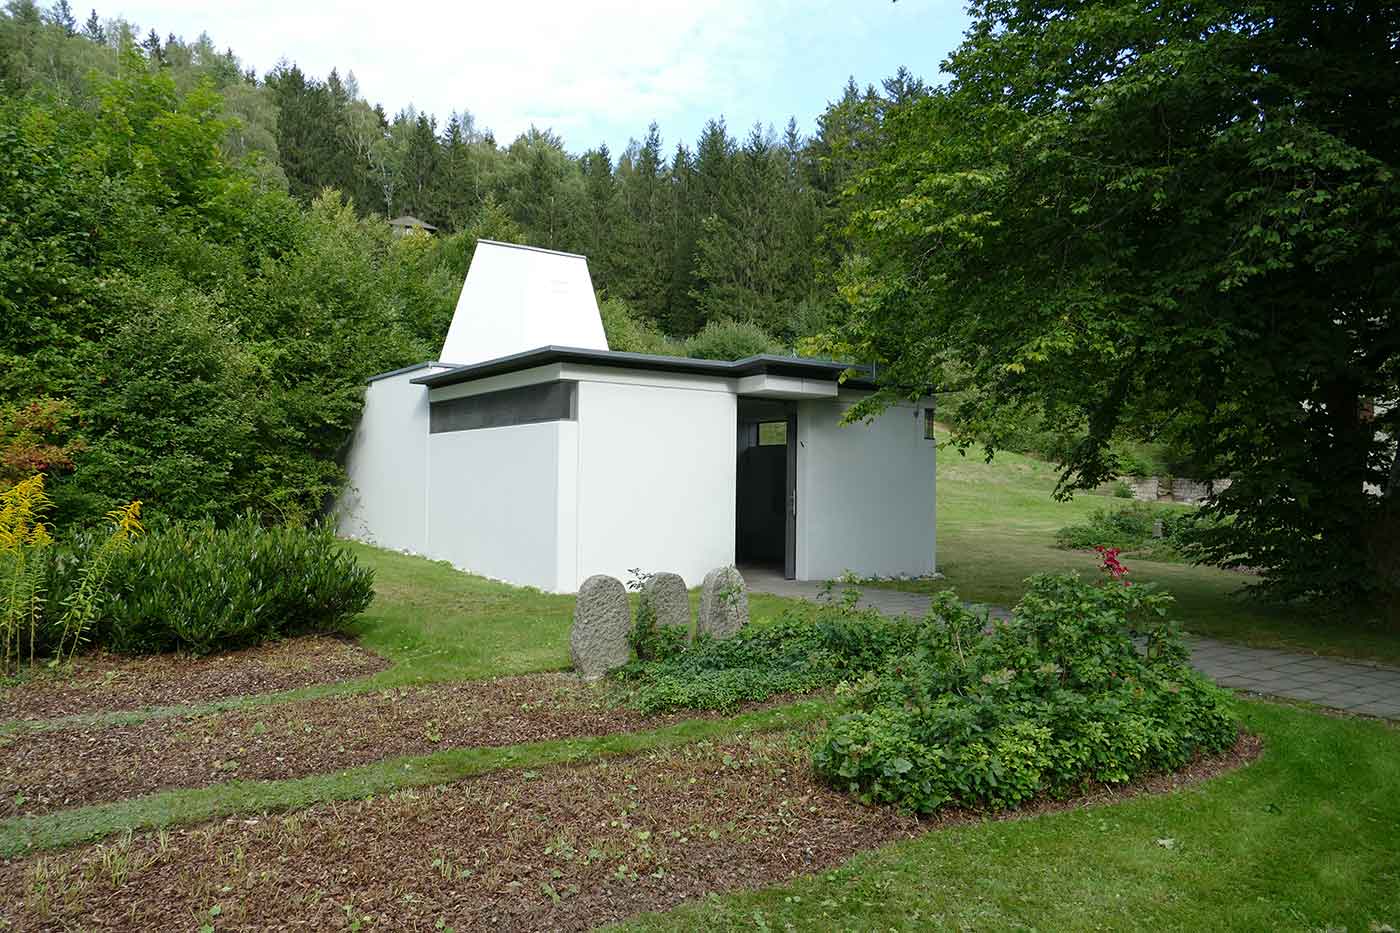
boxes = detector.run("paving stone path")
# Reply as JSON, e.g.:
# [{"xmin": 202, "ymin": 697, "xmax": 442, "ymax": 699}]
[{"xmin": 744, "ymin": 568, "xmax": 1400, "ymax": 720}]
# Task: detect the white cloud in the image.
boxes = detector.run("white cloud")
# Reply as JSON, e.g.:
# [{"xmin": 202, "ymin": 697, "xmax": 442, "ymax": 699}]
[
  {"xmin": 107, "ymin": 0, "xmax": 965, "ymax": 151},
  {"xmin": 114, "ymin": 0, "xmax": 779, "ymax": 144}
]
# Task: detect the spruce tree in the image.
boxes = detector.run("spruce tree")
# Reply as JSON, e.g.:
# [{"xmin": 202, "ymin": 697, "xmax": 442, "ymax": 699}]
[
  {"xmin": 81, "ymin": 8, "xmax": 102, "ymax": 42},
  {"xmin": 47, "ymin": 0, "xmax": 76, "ymax": 36}
]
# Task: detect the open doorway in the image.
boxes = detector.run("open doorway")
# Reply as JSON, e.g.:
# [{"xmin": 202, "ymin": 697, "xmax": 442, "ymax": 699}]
[{"xmin": 736, "ymin": 399, "xmax": 796, "ymax": 578}]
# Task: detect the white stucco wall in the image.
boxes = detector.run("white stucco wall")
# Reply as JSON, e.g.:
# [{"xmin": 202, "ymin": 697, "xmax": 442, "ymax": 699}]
[
  {"xmin": 795, "ymin": 395, "xmax": 937, "ymax": 581},
  {"xmin": 426, "ymin": 421, "xmax": 576, "ymax": 592},
  {"xmin": 336, "ymin": 367, "xmax": 437, "ymax": 553},
  {"xmin": 571, "ymin": 375, "xmax": 737, "ymax": 588},
  {"xmin": 340, "ymin": 361, "xmax": 937, "ymax": 593}
]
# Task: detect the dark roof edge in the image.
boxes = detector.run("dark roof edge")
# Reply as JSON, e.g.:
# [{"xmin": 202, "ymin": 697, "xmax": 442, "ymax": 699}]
[
  {"xmin": 366, "ymin": 361, "xmax": 442, "ymax": 384},
  {"xmin": 410, "ymin": 346, "xmax": 877, "ymax": 390},
  {"xmin": 476, "ymin": 239, "xmax": 588, "ymax": 260}
]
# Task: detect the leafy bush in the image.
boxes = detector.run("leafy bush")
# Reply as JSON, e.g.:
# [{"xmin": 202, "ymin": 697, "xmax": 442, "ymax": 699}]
[
  {"xmin": 599, "ymin": 298, "xmax": 679, "ymax": 357},
  {"xmin": 613, "ymin": 602, "xmax": 923, "ymax": 714},
  {"xmin": 1056, "ymin": 502, "xmax": 1162, "ymax": 552},
  {"xmin": 1, "ymin": 474, "xmax": 141, "ymax": 672},
  {"xmin": 683, "ymin": 319, "xmax": 781, "ymax": 361},
  {"xmin": 42, "ymin": 517, "xmax": 374, "ymax": 656},
  {"xmin": 810, "ymin": 574, "xmax": 1237, "ymax": 813},
  {"xmin": 1055, "ymin": 502, "xmax": 1218, "ymax": 562}
]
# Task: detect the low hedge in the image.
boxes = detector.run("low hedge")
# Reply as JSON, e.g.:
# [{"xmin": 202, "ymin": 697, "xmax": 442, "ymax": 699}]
[
  {"xmin": 613, "ymin": 600, "xmax": 924, "ymax": 714},
  {"xmin": 41, "ymin": 518, "xmax": 374, "ymax": 656}
]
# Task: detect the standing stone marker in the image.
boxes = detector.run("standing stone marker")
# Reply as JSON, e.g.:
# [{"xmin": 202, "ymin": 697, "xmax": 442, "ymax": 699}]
[
  {"xmin": 570, "ymin": 574, "xmax": 631, "ymax": 678},
  {"xmin": 641, "ymin": 572, "xmax": 691, "ymax": 637},
  {"xmin": 698, "ymin": 566, "xmax": 749, "ymax": 640}
]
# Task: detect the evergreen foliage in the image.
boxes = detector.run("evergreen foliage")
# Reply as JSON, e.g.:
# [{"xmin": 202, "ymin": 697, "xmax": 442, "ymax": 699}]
[{"xmin": 38, "ymin": 516, "xmax": 374, "ymax": 655}]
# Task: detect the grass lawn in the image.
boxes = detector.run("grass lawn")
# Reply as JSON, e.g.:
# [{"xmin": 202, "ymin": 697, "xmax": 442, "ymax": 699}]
[{"xmin": 885, "ymin": 436, "xmax": 1400, "ymax": 666}]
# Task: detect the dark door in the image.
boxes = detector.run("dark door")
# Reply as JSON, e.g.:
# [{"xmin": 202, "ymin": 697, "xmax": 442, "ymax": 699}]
[{"xmin": 784, "ymin": 406, "xmax": 797, "ymax": 579}]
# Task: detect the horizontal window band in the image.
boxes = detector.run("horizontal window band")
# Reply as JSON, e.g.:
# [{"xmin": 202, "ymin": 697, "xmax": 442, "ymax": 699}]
[{"xmin": 429, "ymin": 380, "xmax": 577, "ymax": 434}]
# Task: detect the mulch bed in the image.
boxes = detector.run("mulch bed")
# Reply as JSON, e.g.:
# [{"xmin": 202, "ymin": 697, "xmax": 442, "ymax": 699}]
[
  {"xmin": 0, "ymin": 636, "xmax": 389, "ymax": 724},
  {"xmin": 0, "ymin": 730, "xmax": 1260, "ymax": 932},
  {"xmin": 0, "ymin": 674, "xmax": 797, "ymax": 817}
]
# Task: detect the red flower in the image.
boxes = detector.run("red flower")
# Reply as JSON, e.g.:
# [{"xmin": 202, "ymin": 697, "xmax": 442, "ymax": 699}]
[{"xmin": 1094, "ymin": 545, "xmax": 1131, "ymax": 584}]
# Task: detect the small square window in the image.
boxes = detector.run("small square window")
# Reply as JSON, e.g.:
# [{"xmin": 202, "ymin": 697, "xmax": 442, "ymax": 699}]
[{"xmin": 757, "ymin": 421, "xmax": 787, "ymax": 446}]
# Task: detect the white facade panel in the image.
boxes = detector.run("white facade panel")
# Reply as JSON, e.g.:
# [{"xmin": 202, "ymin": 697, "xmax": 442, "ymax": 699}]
[
  {"xmin": 426, "ymin": 421, "xmax": 573, "ymax": 592},
  {"xmin": 795, "ymin": 396, "xmax": 937, "ymax": 581},
  {"xmin": 573, "ymin": 379, "xmax": 737, "ymax": 588},
  {"xmin": 336, "ymin": 369, "xmax": 434, "ymax": 553},
  {"xmin": 438, "ymin": 241, "xmax": 608, "ymax": 367}
]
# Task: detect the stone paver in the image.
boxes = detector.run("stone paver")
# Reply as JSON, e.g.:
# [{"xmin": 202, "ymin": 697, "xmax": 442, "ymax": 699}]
[{"xmin": 744, "ymin": 566, "xmax": 1400, "ymax": 719}]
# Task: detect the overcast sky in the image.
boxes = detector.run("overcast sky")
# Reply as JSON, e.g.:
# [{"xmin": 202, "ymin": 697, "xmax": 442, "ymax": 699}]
[{"xmin": 105, "ymin": 0, "xmax": 970, "ymax": 155}]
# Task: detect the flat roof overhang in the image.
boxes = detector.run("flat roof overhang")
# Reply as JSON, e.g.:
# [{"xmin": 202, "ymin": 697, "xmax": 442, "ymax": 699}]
[{"xmin": 409, "ymin": 346, "xmax": 876, "ymax": 393}]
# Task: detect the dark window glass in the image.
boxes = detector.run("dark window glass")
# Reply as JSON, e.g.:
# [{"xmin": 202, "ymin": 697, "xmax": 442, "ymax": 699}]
[
  {"xmin": 429, "ymin": 381, "xmax": 577, "ymax": 434},
  {"xmin": 924, "ymin": 406, "xmax": 937, "ymax": 440}
]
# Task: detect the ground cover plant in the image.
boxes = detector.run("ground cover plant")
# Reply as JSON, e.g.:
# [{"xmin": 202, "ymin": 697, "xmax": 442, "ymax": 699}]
[
  {"xmin": 619, "ymin": 556, "xmax": 1238, "ymax": 816},
  {"xmin": 620, "ymin": 703, "xmax": 1398, "ymax": 933},
  {"xmin": 813, "ymin": 567, "xmax": 1238, "ymax": 813},
  {"xmin": 613, "ymin": 594, "xmax": 922, "ymax": 714}
]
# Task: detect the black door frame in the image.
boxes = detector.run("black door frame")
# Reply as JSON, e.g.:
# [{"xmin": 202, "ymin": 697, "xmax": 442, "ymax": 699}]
[{"xmin": 783, "ymin": 405, "xmax": 797, "ymax": 580}]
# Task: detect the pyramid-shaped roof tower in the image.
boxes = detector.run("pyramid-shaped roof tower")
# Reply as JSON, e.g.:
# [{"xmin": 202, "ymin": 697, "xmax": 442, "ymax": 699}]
[{"xmin": 438, "ymin": 240, "xmax": 609, "ymax": 367}]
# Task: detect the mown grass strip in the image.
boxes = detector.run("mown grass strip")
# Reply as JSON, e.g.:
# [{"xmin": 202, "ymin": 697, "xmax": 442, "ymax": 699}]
[{"xmin": 0, "ymin": 698, "xmax": 833, "ymax": 857}]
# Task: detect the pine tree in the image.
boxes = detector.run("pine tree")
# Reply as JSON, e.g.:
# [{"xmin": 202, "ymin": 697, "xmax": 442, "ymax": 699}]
[
  {"xmin": 81, "ymin": 9, "xmax": 102, "ymax": 43},
  {"xmin": 47, "ymin": 0, "xmax": 76, "ymax": 36},
  {"xmin": 664, "ymin": 142, "xmax": 700, "ymax": 334},
  {"xmin": 398, "ymin": 110, "xmax": 440, "ymax": 221},
  {"xmin": 141, "ymin": 28, "xmax": 162, "ymax": 64},
  {"xmin": 610, "ymin": 123, "xmax": 671, "ymax": 323},
  {"xmin": 266, "ymin": 62, "xmax": 359, "ymax": 205},
  {"xmin": 578, "ymin": 144, "xmax": 616, "ymax": 285}
]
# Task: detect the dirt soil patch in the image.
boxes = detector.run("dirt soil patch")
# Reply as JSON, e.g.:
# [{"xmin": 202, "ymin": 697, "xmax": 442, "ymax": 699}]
[
  {"xmin": 0, "ymin": 674, "xmax": 798, "ymax": 817},
  {"xmin": 0, "ymin": 636, "xmax": 388, "ymax": 724},
  {"xmin": 0, "ymin": 730, "xmax": 1259, "ymax": 932}
]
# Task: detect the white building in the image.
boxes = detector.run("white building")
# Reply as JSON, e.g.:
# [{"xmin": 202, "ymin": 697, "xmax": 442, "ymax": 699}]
[{"xmin": 336, "ymin": 240, "xmax": 937, "ymax": 593}]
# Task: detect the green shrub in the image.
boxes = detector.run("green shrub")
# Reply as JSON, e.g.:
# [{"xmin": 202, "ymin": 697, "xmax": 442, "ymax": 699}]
[
  {"xmin": 1055, "ymin": 502, "xmax": 1222, "ymax": 562},
  {"xmin": 810, "ymin": 577, "xmax": 1237, "ymax": 813},
  {"xmin": 599, "ymin": 298, "xmax": 679, "ymax": 356},
  {"xmin": 1056, "ymin": 501, "xmax": 1161, "ymax": 552},
  {"xmin": 613, "ymin": 603, "xmax": 924, "ymax": 714},
  {"xmin": 45, "ymin": 517, "xmax": 374, "ymax": 656},
  {"xmin": 683, "ymin": 319, "xmax": 781, "ymax": 361}
]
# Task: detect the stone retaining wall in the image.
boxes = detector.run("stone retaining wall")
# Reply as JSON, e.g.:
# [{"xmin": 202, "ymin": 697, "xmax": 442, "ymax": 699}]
[{"xmin": 1127, "ymin": 476, "xmax": 1232, "ymax": 504}]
